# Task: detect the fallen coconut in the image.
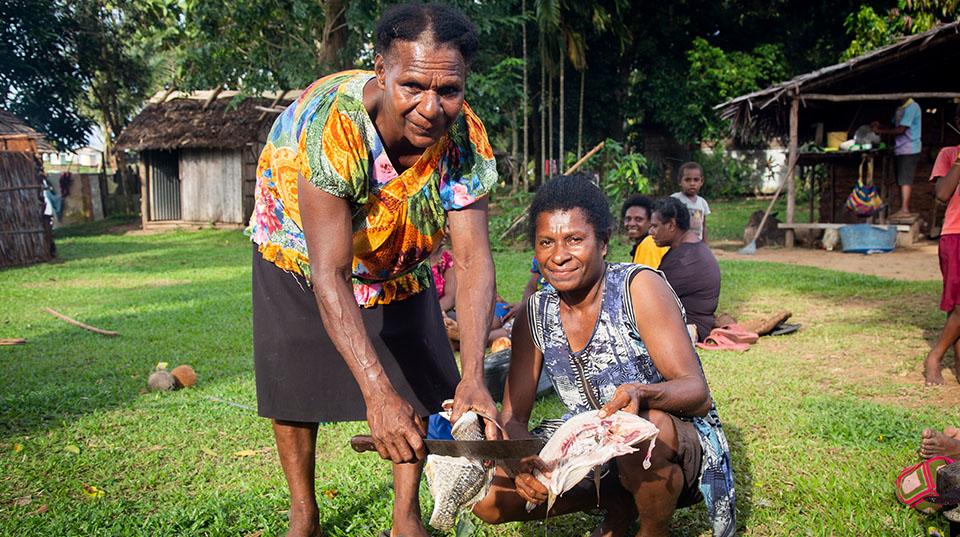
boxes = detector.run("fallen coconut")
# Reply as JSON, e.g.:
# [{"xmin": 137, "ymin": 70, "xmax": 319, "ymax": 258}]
[
  {"xmin": 148, "ymin": 370, "xmax": 176, "ymax": 391},
  {"xmin": 171, "ymin": 365, "xmax": 197, "ymax": 388}
]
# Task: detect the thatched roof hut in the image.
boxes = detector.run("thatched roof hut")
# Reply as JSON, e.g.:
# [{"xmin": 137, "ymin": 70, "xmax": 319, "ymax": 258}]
[
  {"xmin": 115, "ymin": 88, "xmax": 299, "ymax": 230},
  {"xmin": 715, "ymin": 21, "xmax": 960, "ymax": 246},
  {"xmin": 0, "ymin": 110, "xmax": 55, "ymax": 153},
  {"xmin": 0, "ymin": 110, "xmax": 53, "ymax": 268}
]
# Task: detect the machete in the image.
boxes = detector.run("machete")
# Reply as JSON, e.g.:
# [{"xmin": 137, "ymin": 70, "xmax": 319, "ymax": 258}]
[{"xmin": 350, "ymin": 435, "xmax": 544, "ymax": 460}]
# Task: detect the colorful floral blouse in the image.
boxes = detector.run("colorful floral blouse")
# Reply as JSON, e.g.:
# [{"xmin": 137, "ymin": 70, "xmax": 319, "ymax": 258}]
[{"xmin": 249, "ymin": 70, "xmax": 498, "ymax": 307}]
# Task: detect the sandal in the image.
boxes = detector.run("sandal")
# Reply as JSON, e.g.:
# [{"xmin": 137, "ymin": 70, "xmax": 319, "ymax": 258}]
[
  {"xmin": 696, "ymin": 332, "xmax": 751, "ymax": 352},
  {"xmin": 770, "ymin": 323, "xmax": 801, "ymax": 336},
  {"xmin": 711, "ymin": 323, "xmax": 759, "ymax": 345}
]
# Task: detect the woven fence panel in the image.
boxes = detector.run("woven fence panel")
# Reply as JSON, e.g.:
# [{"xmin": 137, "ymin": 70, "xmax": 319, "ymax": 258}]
[{"xmin": 0, "ymin": 152, "xmax": 51, "ymax": 268}]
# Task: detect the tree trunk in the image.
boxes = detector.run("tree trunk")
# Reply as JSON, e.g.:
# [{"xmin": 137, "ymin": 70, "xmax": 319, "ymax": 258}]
[
  {"xmin": 559, "ymin": 50, "xmax": 565, "ymax": 171},
  {"xmin": 522, "ymin": 0, "xmax": 529, "ymax": 192},
  {"xmin": 577, "ymin": 68, "xmax": 585, "ymax": 159},
  {"xmin": 510, "ymin": 109, "xmax": 518, "ymax": 192},
  {"xmin": 540, "ymin": 50, "xmax": 546, "ymax": 186},
  {"xmin": 547, "ymin": 73, "xmax": 553, "ymax": 179},
  {"xmin": 317, "ymin": 0, "xmax": 349, "ymax": 71}
]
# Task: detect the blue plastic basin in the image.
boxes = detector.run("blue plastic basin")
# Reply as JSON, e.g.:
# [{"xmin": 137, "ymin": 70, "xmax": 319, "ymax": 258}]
[{"xmin": 839, "ymin": 224, "xmax": 897, "ymax": 253}]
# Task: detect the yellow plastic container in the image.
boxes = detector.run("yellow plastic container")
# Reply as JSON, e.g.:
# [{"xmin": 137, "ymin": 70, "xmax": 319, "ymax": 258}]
[{"xmin": 826, "ymin": 131, "xmax": 847, "ymax": 149}]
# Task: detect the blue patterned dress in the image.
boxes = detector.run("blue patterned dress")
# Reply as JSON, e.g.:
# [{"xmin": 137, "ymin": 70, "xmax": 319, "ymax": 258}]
[{"xmin": 526, "ymin": 262, "xmax": 736, "ymax": 537}]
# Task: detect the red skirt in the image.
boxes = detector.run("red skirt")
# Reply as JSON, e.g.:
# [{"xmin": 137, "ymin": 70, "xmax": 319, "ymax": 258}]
[{"xmin": 940, "ymin": 234, "xmax": 960, "ymax": 312}]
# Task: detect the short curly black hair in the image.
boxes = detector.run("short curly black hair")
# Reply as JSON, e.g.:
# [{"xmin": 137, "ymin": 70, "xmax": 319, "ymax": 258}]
[
  {"xmin": 620, "ymin": 194, "xmax": 654, "ymax": 220},
  {"xmin": 375, "ymin": 3, "xmax": 479, "ymax": 65},
  {"xmin": 528, "ymin": 174, "xmax": 612, "ymax": 246},
  {"xmin": 653, "ymin": 197, "xmax": 690, "ymax": 231}
]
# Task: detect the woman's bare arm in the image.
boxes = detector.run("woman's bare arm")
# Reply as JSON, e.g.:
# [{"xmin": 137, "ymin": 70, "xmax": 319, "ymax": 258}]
[
  {"xmin": 447, "ymin": 198, "xmax": 501, "ymax": 439},
  {"xmin": 599, "ymin": 270, "xmax": 711, "ymax": 418},
  {"xmin": 298, "ymin": 174, "xmax": 425, "ymax": 463}
]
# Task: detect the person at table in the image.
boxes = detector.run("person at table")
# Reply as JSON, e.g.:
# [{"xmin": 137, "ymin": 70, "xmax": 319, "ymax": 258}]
[
  {"xmin": 471, "ymin": 174, "xmax": 736, "ymax": 537},
  {"xmin": 648, "ymin": 197, "xmax": 720, "ymax": 343},
  {"xmin": 248, "ymin": 5, "xmax": 500, "ymax": 536},
  {"xmin": 872, "ymin": 98, "xmax": 922, "ymax": 218}
]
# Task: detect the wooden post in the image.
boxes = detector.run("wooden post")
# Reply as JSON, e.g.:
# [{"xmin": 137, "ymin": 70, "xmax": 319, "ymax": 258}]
[
  {"xmin": 139, "ymin": 153, "xmax": 149, "ymax": 229},
  {"xmin": 785, "ymin": 96, "xmax": 799, "ymax": 248}
]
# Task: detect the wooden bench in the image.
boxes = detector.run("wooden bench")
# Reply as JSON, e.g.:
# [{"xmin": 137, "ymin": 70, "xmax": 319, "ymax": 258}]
[{"xmin": 778, "ymin": 222, "xmax": 920, "ymax": 246}]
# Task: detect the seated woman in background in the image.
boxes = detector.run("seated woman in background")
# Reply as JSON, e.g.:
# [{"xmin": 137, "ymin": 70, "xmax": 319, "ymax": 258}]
[
  {"xmin": 431, "ymin": 241, "xmax": 513, "ymax": 347},
  {"xmin": 648, "ymin": 197, "xmax": 721, "ymax": 343},
  {"xmin": 472, "ymin": 174, "xmax": 735, "ymax": 537}
]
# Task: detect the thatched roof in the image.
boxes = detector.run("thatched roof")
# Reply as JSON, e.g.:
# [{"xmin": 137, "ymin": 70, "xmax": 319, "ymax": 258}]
[
  {"xmin": 716, "ymin": 20, "xmax": 960, "ymax": 139},
  {"xmin": 0, "ymin": 110, "xmax": 56, "ymax": 152},
  {"xmin": 115, "ymin": 89, "xmax": 300, "ymax": 151}
]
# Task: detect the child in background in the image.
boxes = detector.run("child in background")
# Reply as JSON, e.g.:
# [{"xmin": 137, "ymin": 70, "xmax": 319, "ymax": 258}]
[{"xmin": 671, "ymin": 161, "xmax": 711, "ymax": 242}]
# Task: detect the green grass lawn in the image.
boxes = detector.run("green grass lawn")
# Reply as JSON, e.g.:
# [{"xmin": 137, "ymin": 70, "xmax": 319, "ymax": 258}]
[{"xmin": 0, "ymin": 209, "xmax": 953, "ymax": 536}]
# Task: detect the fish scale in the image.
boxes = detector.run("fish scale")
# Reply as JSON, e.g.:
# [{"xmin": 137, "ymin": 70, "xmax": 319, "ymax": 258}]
[{"xmin": 424, "ymin": 408, "xmax": 493, "ymax": 531}]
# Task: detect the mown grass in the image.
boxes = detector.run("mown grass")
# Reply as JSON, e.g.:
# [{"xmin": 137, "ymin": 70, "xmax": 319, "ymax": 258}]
[{"xmin": 0, "ymin": 203, "xmax": 953, "ymax": 536}]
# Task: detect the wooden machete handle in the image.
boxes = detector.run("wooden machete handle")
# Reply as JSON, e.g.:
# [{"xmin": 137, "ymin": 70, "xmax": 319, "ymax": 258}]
[{"xmin": 350, "ymin": 435, "xmax": 377, "ymax": 453}]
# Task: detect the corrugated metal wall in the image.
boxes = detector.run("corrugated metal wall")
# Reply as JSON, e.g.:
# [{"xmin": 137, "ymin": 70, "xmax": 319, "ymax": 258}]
[{"xmin": 148, "ymin": 151, "xmax": 180, "ymax": 221}]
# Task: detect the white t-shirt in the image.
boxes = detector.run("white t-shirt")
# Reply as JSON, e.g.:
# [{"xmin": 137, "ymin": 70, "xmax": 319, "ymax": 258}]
[{"xmin": 671, "ymin": 192, "xmax": 711, "ymax": 240}]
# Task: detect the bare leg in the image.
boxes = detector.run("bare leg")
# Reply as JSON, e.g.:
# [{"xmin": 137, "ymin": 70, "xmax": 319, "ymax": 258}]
[
  {"xmin": 925, "ymin": 308, "xmax": 960, "ymax": 385},
  {"xmin": 391, "ymin": 460, "xmax": 429, "ymax": 537},
  {"xmin": 901, "ymin": 184, "xmax": 912, "ymax": 214},
  {"xmin": 273, "ymin": 420, "xmax": 322, "ymax": 537},
  {"xmin": 953, "ymin": 338, "xmax": 960, "ymax": 383},
  {"xmin": 618, "ymin": 410, "xmax": 683, "ymax": 537}
]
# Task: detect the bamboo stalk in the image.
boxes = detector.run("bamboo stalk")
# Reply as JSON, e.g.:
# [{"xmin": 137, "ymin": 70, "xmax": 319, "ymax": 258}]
[
  {"xmin": 563, "ymin": 140, "xmax": 604, "ymax": 175},
  {"xmin": 43, "ymin": 308, "xmax": 119, "ymax": 337},
  {"xmin": 0, "ymin": 338, "xmax": 26, "ymax": 346}
]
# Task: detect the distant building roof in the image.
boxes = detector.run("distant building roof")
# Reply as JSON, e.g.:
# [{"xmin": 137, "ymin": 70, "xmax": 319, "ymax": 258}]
[
  {"xmin": 716, "ymin": 20, "xmax": 960, "ymax": 138},
  {"xmin": 0, "ymin": 109, "xmax": 56, "ymax": 152},
  {"xmin": 114, "ymin": 89, "xmax": 301, "ymax": 152}
]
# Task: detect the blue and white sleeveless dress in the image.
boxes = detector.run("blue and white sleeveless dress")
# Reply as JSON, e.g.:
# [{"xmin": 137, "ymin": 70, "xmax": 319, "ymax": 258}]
[{"xmin": 526, "ymin": 262, "xmax": 736, "ymax": 537}]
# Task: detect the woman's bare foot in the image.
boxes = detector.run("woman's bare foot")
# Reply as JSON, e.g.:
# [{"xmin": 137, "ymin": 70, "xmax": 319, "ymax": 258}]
[
  {"xmin": 920, "ymin": 428, "xmax": 960, "ymax": 459},
  {"xmin": 925, "ymin": 352, "xmax": 946, "ymax": 386},
  {"xmin": 285, "ymin": 508, "xmax": 322, "ymax": 537}
]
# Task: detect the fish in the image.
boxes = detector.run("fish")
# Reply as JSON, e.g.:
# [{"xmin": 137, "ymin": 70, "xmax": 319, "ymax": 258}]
[
  {"xmin": 423, "ymin": 404, "xmax": 494, "ymax": 531},
  {"xmin": 528, "ymin": 410, "xmax": 660, "ymax": 512}
]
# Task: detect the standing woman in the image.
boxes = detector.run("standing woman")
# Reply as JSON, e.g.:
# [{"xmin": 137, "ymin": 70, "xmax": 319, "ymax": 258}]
[{"xmin": 248, "ymin": 5, "xmax": 500, "ymax": 536}]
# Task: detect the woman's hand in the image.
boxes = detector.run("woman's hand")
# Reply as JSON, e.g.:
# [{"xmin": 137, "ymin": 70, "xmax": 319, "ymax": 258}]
[
  {"xmin": 512, "ymin": 456, "xmax": 551, "ymax": 505},
  {"xmin": 450, "ymin": 377, "xmax": 501, "ymax": 440},
  {"xmin": 365, "ymin": 389, "xmax": 426, "ymax": 464},
  {"xmin": 597, "ymin": 383, "xmax": 646, "ymax": 418}
]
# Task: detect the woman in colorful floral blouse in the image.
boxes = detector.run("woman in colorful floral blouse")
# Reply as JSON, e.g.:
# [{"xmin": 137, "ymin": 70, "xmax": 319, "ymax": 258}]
[{"xmin": 248, "ymin": 5, "xmax": 500, "ymax": 536}]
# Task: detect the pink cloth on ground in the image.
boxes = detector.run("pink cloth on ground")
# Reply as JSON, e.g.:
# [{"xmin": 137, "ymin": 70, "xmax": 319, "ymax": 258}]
[
  {"xmin": 431, "ymin": 250, "xmax": 454, "ymax": 299},
  {"xmin": 931, "ymin": 146, "xmax": 960, "ymax": 235}
]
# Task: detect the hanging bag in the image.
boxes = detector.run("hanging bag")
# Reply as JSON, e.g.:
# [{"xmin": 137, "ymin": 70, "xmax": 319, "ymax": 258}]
[{"xmin": 845, "ymin": 155, "xmax": 883, "ymax": 216}]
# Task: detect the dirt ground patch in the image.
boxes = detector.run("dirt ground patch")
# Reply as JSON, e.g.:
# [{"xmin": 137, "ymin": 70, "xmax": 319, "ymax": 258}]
[{"xmin": 714, "ymin": 240, "xmax": 940, "ymax": 281}]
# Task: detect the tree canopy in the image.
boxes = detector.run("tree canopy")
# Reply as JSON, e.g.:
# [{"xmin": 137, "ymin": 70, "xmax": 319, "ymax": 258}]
[{"xmin": 4, "ymin": 0, "xmax": 957, "ymax": 169}]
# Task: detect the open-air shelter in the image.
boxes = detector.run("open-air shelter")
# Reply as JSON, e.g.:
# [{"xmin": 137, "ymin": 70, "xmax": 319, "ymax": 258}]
[{"xmin": 717, "ymin": 21, "xmax": 960, "ymax": 247}]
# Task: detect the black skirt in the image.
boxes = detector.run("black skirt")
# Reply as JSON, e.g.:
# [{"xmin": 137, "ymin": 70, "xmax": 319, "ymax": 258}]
[{"xmin": 252, "ymin": 247, "xmax": 460, "ymax": 422}]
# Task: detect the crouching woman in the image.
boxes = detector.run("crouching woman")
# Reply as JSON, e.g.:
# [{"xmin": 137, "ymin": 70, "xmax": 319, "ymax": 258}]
[{"xmin": 472, "ymin": 175, "xmax": 735, "ymax": 537}]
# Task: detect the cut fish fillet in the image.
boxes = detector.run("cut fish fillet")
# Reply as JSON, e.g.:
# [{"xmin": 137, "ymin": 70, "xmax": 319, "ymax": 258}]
[
  {"xmin": 424, "ymin": 404, "xmax": 494, "ymax": 530},
  {"xmin": 529, "ymin": 410, "xmax": 659, "ymax": 512}
]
